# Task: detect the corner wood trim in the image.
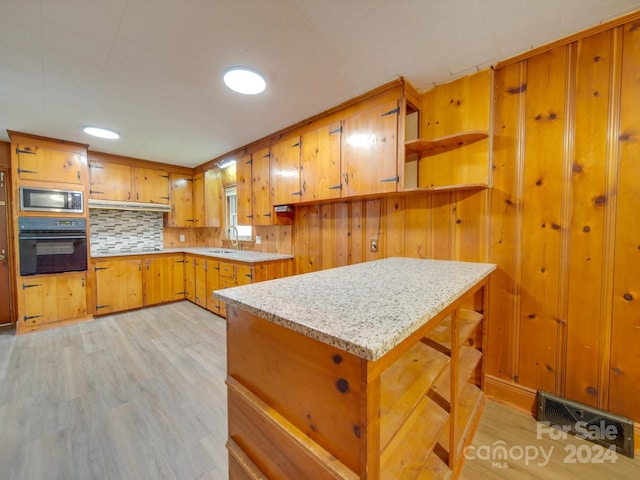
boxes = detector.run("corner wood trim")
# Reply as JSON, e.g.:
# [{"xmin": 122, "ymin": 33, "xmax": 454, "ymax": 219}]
[
  {"xmin": 484, "ymin": 374, "xmax": 537, "ymax": 415},
  {"xmin": 635, "ymin": 424, "xmax": 640, "ymax": 456}
]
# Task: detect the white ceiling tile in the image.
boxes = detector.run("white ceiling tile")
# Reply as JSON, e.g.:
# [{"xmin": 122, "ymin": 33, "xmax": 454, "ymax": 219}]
[{"xmin": 42, "ymin": 20, "xmax": 112, "ymax": 67}]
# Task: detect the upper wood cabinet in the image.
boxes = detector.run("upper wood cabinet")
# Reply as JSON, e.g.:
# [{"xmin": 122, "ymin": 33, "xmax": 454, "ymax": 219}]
[
  {"xmin": 89, "ymin": 163, "xmax": 170, "ymax": 204},
  {"xmin": 89, "ymin": 161, "xmax": 133, "ymax": 201},
  {"xmin": 271, "ymin": 135, "xmax": 302, "ymax": 206},
  {"xmin": 192, "ymin": 172, "xmax": 205, "ymax": 226},
  {"xmin": 134, "ymin": 167, "xmax": 170, "ymax": 204},
  {"xmin": 236, "ymin": 154, "xmax": 253, "ymax": 224},
  {"xmin": 204, "ymin": 168, "xmax": 222, "ymax": 227},
  {"xmin": 300, "ymin": 122, "xmax": 342, "ymax": 202},
  {"xmin": 341, "ymin": 100, "xmax": 400, "ymax": 197},
  {"xmin": 251, "ymin": 147, "xmax": 272, "ymax": 225},
  {"xmin": 166, "ymin": 174, "xmax": 194, "ymax": 227},
  {"xmin": 16, "ymin": 144, "xmax": 86, "ymax": 185}
]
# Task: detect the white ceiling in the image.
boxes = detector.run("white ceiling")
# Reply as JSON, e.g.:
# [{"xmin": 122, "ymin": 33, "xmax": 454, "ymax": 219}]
[{"xmin": 1, "ymin": 0, "xmax": 639, "ymax": 168}]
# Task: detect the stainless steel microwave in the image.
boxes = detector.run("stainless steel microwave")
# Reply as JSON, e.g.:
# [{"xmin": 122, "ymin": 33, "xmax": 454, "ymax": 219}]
[{"xmin": 19, "ymin": 187, "xmax": 84, "ymax": 213}]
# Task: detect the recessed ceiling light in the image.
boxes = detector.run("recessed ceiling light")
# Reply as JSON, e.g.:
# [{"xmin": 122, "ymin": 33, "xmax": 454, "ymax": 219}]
[
  {"xmin": 83, "ymin": 126, "xmax": 120, "ymax": 139},
  {"xmin": 223, "ymin": 66, "xmax": 266, "ymax": 95}
]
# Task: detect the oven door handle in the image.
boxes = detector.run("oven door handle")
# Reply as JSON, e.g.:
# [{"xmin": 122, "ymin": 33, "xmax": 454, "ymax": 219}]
[{"xmin": 19, "ymin": 234, "xmax": 87, "ymax": 240}]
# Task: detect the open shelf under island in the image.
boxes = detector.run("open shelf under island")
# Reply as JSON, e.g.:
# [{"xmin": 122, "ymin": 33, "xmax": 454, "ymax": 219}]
[{"xmin": 215, "ymin": 257, "xmax": 496, "ymax": 479}]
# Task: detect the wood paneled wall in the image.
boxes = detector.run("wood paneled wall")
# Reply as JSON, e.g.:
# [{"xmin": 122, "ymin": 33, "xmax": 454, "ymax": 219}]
[
  {"xmin": 293, "ymin": 190, "xmax": 489, "ymax": 275},
  {"xmin": 488, "ymin": 20, "xmax": 640, "ymax": 425}
]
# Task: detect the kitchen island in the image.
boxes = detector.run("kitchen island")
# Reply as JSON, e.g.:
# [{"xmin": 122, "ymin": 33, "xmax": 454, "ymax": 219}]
[{"xmin": 216, "ymin": 257, "xmax": 495, "ymax": 479}]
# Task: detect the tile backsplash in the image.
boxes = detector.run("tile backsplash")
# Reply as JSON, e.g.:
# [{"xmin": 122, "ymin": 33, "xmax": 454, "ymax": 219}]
[{"xmin": 90, "ymin": 209, "xmax": 163, "ymax": 254}]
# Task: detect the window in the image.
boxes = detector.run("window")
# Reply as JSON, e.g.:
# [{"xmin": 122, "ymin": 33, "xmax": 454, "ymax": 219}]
[{"xmin": 224, "ymin": 186, "xmax": 252, "ymax": 241}]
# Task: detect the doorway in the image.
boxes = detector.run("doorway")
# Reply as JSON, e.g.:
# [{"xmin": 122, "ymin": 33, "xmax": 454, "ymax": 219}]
[{"xmin": 0, "ymin": 170, "xmax": 12, "ymax": 326}]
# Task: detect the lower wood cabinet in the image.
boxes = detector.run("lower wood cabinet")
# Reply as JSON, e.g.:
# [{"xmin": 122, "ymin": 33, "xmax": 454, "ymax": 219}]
[
  {"xmin": 206, "ymin": 260, "xmax": 220, "ymax": 315},
  {"xmin": 20, "ymin": 271, "xmax": 87, "ymax": 332},
  {"xmin": 185, "ymin": 255, "xmax": 207, "ymax": 307},
  {"xmin": 94, "ymin": 258, "xmax": 143, "ymax": 314},
  {"xmin": 145, "ymin": 255, "xmax": 186, "ymax": 306}
]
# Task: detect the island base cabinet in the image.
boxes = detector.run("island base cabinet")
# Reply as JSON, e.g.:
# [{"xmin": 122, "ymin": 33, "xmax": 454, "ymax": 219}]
[{"xmin": 225, "ymin": 274, "xmax": 490, "ymax": 480}]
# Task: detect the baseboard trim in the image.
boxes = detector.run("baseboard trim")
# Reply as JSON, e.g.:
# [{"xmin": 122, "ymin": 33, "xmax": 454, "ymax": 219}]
[{"xmin": 484, "ymin": 374, "xmax": 537, "ymax": 415}]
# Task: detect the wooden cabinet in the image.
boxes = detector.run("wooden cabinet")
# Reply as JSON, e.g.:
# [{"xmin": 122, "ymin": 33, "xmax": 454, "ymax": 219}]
[
  {"xmin": 133, "ymin": 167, "xmax": 170, "ymax": 204},
  {"xmin": 236, "ymin": 154, "xmax": 253, "ymax": 224},
  {"xmin": 203, "ymin": 168, "xmax": 223, "ymax": 227},
  {"xmin": 16, "ymin": 144, "xmax": 86, "ymax": 185},
  {"xmin": 251, "ymin": 147, "xmax": 272, "ymax": 225},
  {"xmin": 341, "ymin": 100, "xmax": 400, "ymax": 197},
  {"xmin": 21, "ymin": 272, "xmax": 87, "ymax": 329},
  {"xmin": 144, "ymin": 255, "xmax": 186, "ymax": 306},
  {"xmin": 300, "ymin": 122, "xmax": 342, "ymax": 202},
  {"xmin": 88, "ymin": 163, "xmax": 170, "ymax": 204},
  {"xmin": 89, "ymin": 161, "xmax": 132, "ymax": 201},
  {"xmin": 94, "ymin": 259, "xmax": 143, "ymax": 314},
  {"xmin": 206, "ymin": 259, "xmax": 220, "ymax": 315},
  {"xmin": 271, "ymin": 135, "xmax": 302, "ymax": 206},
  {"xmin": 192, "ymin": 173, "xmax": 205, "ymax": 226},
  {"xmin": 167, "ymin": 174, "xmax": 194, "ymax": 227},
  {"xmin": 184, "ymin": 255, "xmax": 207, "ymax": 307}
]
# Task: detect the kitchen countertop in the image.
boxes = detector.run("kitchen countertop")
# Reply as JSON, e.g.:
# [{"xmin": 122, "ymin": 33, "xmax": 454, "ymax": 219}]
[
  {"xmin": 215, "ymin": 257, "xmax": 496, "ymax": 361},
  {"xmin": 90, "ymin": 247, "xmax": 293, "ymax": 263}
]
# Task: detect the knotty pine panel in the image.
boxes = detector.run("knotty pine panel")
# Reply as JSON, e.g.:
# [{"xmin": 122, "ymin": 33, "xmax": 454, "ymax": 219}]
[
  {"xmin": 487, "ymin": 61, "xmax": 525, "ymax": 382},
  {"xmin": 292, "ymin": 190, "xmax": 488, "ymax": 276},
  {"xmin": 564, "ymin": 30, "xmax": 612, "ymax": 408},
  {"xmin": 517, "ymin": 46, "xmax": 568, "ymax": 394},
  {"xmin": 609, "ymin": 20, "xmax": 640, "ymax": 422}
]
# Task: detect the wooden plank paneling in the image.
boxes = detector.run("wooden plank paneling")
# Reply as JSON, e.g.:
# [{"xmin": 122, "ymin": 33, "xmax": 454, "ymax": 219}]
[
  {"xmin": 609, "ymin": 20, "xmax": 640, "ymax": 422},
  {"xmin": 487, "ymin": 62, "xmax": 525, "ymax": 381},
  {"xmin": 404, "ymin": 193, "xmax": 430, "ymax": 259},
  {"xmin": 517, "ymin": 46, "xmax": 568, "ymax": 393},
  {"xmin": 564, "ymin": 30, "xmax": 612, "ymax": 407}
]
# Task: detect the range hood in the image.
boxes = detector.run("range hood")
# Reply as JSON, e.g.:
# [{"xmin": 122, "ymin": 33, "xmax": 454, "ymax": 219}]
[{"xmin": 88, "ymin": 198, "xmax": 171, "ymax": 213}]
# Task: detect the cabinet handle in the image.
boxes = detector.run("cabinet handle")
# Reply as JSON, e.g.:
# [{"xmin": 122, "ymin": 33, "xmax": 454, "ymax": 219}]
[
  {"xmin": 128, "ymin": 192, "xmax": 131, "ymax": 200},
  {"xmin": 136, "ymin": 192, "xmax": 140, "ymax": 200},
  {"xmin": 302, "ymin": 180, "xmax": 307, "ymax": 192},
  {"xmin": 380, "ymin": 176, "xmax": 399, "ymax": 183},
  {"xmin": 77, "ymin": 171, "xmax": 81, "ymax": 181},
  {"xmin": 343, "ymin": 172, "xmax": 349, "ymax": 185},
  {"xmin": 16, "ymin": 148, "xmax": 36, "ymax": 155},
  {"xmin": 90, "ymin": 189, "xmax": 105, "ymax": 195}
]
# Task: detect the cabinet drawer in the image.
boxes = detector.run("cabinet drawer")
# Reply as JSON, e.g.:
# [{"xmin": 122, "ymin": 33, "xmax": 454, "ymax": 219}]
[
  {"xmin": 219, "ymin": 262, "xmax": 235, "ymax": 279},
  {"xmin": 219, "ymin": 277, "xmax": 237, "ymax": 290}
]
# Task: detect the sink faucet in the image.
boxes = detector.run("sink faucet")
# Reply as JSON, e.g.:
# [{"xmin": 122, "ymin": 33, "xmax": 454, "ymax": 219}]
[{"xmin": 228, "ymin": 226, "xmax": 239, "ymax": 250}]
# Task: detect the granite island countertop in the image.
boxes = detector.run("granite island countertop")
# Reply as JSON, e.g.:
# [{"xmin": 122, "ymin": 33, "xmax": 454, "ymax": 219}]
[
  {"xmin": 215, "ymin": 257, "xmax": 496, "ymax": 361},
  {"xmin": 90, "ymin": 247, "xmax": 293, "ymax": 263}
]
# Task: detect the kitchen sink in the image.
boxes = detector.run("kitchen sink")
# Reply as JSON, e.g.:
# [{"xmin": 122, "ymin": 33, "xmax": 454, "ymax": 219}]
[{"xmin": 207, "ymin": 249, "xmax": 236, "ymax": 254}]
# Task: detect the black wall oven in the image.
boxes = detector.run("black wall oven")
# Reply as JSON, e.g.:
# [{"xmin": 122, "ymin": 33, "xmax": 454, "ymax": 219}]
[{"xmin": 18, "ymin": 217, "xmax": 87, "ymax": 276}]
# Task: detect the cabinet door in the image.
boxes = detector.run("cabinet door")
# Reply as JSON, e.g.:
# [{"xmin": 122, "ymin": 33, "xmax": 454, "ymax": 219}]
[
  {"xmin": 252, "ymin": 147, "xmax": 272, "ymax": 225},
  {"xmin": 133, "ymin": 167, "xmax": 170, "ymax": 204},
  {"xmin": 95, "ymin": 259, "xmax": 143, "ymax": 314},
  {"xmin": 342, "ymin": 100, "xmax": 399, "ymax": 197},
  {"xmin": 236, "ymin": 264, "xmax": 253, "ymax": 286},
  {"xmin": 16, "ymin": 144, "xmax": 85, "ymax": 185},
  {"xmin": 184, "ymin": 255, "xmax": 196, "ymax": 302},
  {"xmin": 22, "ymin": 272, "xmax": 86, "ymax": 327},
  {"xmin": 206, "ymin": 260, "xmax": 220, "ymax": 315},
  {"xmin": 236, "ymin": 154, "xmax": 253, "ymax": 224},
  {"xmin": 271, "ymin": 136, "xmax": 302, "ymax": 206},
  {"xmin": 204, "ymin": 168, "xmax": 222, "ymax": 227},
  {"xmin": 194, "ymin": 257, "xmax": 207, "ymax": 307},
  {"xmin": 192, "ymin": 173, "xmax": 205, "ymax": 227},
  {"xmin": 166, "ymin": 174, "xmax": 194, "ymax": 227},
  {"xmin": 145, "ymin": 255, "xmax": 185, "ymax": 305},
  {"xmin": 89, "ymin": 161, "xmax": 132, "ymax": 201},
  {"xmin": 301, "ymin": 122, "xmax": 342, "ymax": 202}
]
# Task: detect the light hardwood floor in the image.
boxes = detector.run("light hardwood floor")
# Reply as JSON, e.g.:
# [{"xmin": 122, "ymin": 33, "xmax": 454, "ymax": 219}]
[{"xmin": 0, "ymin": 302, "xmax": 638, "ymax": 479}]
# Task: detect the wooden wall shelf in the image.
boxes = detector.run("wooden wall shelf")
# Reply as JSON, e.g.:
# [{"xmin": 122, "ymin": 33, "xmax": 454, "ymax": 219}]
[{"xmin": 405, "ymin": 131, "xmax": 488, "ymax": 158}]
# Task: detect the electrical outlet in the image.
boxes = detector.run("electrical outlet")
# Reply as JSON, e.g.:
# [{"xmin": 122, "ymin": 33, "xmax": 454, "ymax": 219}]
[
  {"xmin": 255, "ymin": 235, "xmax": 261, "ymax": 244},
  {"xmin": 179, "ymin": 234, "xmax": 185, "ymax": 242},
  {"xmin": 370, "ymin": 238, "xmax": 378, "ymax": 252}
]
